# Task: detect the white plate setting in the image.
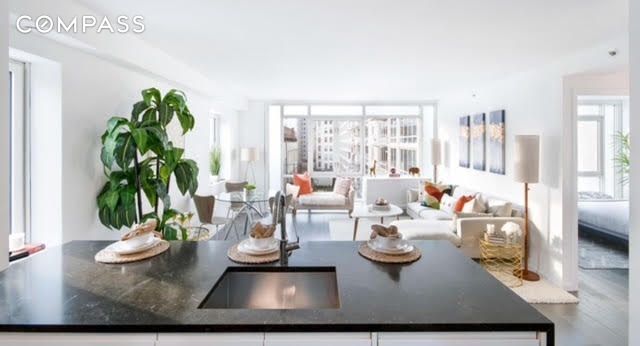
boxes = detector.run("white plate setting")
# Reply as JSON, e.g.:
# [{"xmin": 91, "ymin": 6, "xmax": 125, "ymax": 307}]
[
  {"xmin": 367, "ymin": 239, "xmax": 414, "ymax": 255},
  {"xmin": 237, "ymin": 238, "xmax": 279, "ymax": 256},
  {"xmin": 109, "ymin": 236, "xmax": 161, "ymax": 255}
]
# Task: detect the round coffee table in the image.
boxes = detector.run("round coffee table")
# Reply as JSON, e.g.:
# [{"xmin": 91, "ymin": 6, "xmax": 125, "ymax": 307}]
[{"xmin": 351, "ymin": 204, "xmax": 403, "ymax": 240}]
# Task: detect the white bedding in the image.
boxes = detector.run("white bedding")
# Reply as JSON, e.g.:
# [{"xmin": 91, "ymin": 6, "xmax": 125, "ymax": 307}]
[{"xmin": 578, "ymin": 200, "xmax": 629, "ymax": 239}]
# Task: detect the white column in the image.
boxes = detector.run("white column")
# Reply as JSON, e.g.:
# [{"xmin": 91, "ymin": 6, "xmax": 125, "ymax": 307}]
[
  {"xmin": 0, "ymin": 0, "xmax": 9, "ymax": 271},
  {"xmin": 630, "ymin": 0, "xmax": 639, "ymax": 343}
]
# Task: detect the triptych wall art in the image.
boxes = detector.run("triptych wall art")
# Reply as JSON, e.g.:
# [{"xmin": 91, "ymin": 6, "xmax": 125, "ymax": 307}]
[
  {"xmin": 459, "ymin": 110, "xmax": 505, "ymax": 175},
  {"xmin": 471, "ymin": 113, "xmax": 486, "ymax": 171},
  {"xmin": 488, "ymin": 110, "xmax": 506, "ymax": 175},
  {"xmin": 459, "ymin": 116, "xmax": 470, "ymax": 168}
]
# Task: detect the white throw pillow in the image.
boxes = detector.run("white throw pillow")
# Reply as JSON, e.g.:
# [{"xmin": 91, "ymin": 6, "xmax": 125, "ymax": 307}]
[
  {"xmin": 487, "ymin": 200, "xmax": 513, "ymax": 217},
  {"xmin": 333, "ymin": 177, "xmax": 352, "ymax": 197},
  {"xmin": 286, "ymin": 183, "xmax": 301, "ymax": 200},
  {"xmin": 462, "ymin": 197, "xmax": 486, "ymax": 213},
  {"xmin": 440, "ymin": 194, "xmax": 457, "ymax": 214}
]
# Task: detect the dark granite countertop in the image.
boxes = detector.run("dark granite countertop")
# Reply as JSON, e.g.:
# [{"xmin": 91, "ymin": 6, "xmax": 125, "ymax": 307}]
[{"xmin": 0, "ymin": 240, "xmax": 553, "ymax": 337}]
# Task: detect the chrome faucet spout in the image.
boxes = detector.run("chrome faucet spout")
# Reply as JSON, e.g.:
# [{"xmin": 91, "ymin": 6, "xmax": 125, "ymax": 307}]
[{"xmin": 274, "ymin": 191, "xmax": 299, "ymax": 265}]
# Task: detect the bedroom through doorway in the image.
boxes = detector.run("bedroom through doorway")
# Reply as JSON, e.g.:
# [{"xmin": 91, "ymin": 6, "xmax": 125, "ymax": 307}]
[{"xmin": 576, "ymin": 95, "xmax": 629, "ymax": 270}]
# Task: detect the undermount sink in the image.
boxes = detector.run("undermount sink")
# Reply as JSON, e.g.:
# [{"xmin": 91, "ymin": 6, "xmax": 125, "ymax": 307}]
[{"xmin": 199, "ymin": 267, "xmax": 340, "ymax": 309}]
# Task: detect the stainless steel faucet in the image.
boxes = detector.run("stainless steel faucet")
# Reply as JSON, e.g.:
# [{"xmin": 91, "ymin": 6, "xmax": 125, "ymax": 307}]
[{"xmin": 273, "ymin": 191, "xmax": 299, "ymax": 265}]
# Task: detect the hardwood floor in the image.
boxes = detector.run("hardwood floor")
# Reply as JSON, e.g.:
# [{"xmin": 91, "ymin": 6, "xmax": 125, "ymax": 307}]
[{"xmin": 220, "ymin": 211, "xmax": 629, "ymax": 345}]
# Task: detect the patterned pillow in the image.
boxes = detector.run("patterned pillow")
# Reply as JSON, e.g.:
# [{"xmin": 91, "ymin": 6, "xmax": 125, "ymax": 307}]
[
  {"xmin": 333, "ymin": 177, "xmax": 352, "ymax": 197},
  {"xmin": 440, "ymin": 194, "xmax": 457, "ymax": 214},
  {"xmin": 419, "ymin": 182, "xmax": 452, "ymax": 209}
]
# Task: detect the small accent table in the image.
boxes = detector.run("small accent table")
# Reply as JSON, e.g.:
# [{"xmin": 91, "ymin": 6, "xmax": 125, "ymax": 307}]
[
  {"xmin": 351, "ymin": 204, "xmax": 403, "ymax": 240},
  {"xmin": 479, "ymin": 239, "xmax": 524, "ymax": 287}
]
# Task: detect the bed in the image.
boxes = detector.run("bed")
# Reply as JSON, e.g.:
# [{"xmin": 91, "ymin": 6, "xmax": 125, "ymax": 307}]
[{"xmin": 578, "ymin": 192, "xmax": 629, "ymax": 241}]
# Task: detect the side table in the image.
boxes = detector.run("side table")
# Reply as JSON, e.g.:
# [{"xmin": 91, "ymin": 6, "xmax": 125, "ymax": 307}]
[{"xmin": 479, "ymin": 238, "xmax": 524, "ymax": 287}]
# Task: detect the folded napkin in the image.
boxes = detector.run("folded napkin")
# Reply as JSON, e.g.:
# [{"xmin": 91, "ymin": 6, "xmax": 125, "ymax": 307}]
[
  {"xmin": 121, "ymin": 219, "xmax": 158, "ymax": 241},
  {"xmin": 251, "ymin": 222, "xmax": 275, "ymax": 239},
  {"xmin": 370, "ymin": 224, "xmax": 401, "ymax": 240}
]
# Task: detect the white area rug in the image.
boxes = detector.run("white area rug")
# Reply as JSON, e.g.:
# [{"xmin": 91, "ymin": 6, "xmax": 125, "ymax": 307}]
[
  {"xmin": 488, "ymin": 270, "xmax": 579, "ymax": 304},
  {"xmin": 331, "ymin": 218, "xmax": 578, "ymax": 304}
]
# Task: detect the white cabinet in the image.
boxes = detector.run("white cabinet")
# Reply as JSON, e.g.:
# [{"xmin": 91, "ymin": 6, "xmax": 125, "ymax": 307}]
[
  {"xmin": 0, "ymin": 333, "xmax": 155, "ymax": 346},
  {"xmin": 0, "ymin": 331, "xmax": 546, "ymax": 345},
  {"xmin": 264, "ymin": 332, "xmax": 372, "ymax": 346},
  {"xmin": 157, "ymin": 333, "xmax": 263, "ymax": 346},
  {"xmin": 378, "ymin": 332, "xmax": 544, "ymax": 346},
  {"xmin": 363, "ymin": 176, "xmax": 424, "ymax": 208}
]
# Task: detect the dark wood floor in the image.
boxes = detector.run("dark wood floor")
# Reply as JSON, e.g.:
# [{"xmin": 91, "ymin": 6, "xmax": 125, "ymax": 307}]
[{"xmin": 220, "ymin": 211, "xmax": 629, "ymax": 346}]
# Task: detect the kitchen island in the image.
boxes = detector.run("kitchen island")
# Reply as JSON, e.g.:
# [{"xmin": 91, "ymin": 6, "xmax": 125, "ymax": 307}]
[{"xmin": 0, "ymin": 240, "xmax": 553, "ymax": 345}]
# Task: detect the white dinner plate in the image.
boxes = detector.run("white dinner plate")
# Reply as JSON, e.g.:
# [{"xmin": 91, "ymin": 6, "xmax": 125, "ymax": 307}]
[
  {"xmin": 237, "ymin": 238, "xmax": 279, "ymax": 255},
  {"xmin": 367, "ymin": 240, "xmax": 414, "ymax": 255},
  {"xmin": 110, "ymin": 237, "xmax": 160, "ymax": 255}
]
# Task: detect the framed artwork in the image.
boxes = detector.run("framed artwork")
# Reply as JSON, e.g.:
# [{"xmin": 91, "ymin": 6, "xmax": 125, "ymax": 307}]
[
  {"xmin": 471, "ymin": 113, "xmax": 486, "ymax": 171},
  {"xmin": 459, "ymin": 116, "xmax": 470, "ymax": 168},
  {"xmin": 488, "ymin": 110, "xmax": 506, "ymax": 175}
]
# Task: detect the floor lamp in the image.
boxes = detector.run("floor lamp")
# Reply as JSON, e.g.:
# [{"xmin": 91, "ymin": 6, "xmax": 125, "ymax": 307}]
[
  {"xmin": 241, "ymin": 147, "xmax": 259, "ymax": 184},
  {"xmin": 431, "ymin": 139, "xmax": 442, "ymax": 183},
  {"xmin": 514, "ymin": 135, "xmax": 541, "ymax": 282}
]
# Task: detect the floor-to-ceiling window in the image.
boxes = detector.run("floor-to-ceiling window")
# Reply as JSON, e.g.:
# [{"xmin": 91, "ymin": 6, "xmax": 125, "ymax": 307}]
[
  {"xmin": 274, "ymin": 103, "xmax": 433, "ymax": 193},
  {"xmin": 9, "ymin": 59, "xmax": 29, "ymax": 240}
]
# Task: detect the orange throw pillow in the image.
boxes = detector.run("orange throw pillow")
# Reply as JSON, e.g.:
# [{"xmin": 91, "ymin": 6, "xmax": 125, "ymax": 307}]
[
  {"xmin": 294, "ymin": 173, "xmax": 313, "ymax": 195},
  {"xmin": 425, "ymin": 185, "xmax": 446, "ymax": 202},
  {"xmin": 455, "ymin": 195, "xmax": 474, "ymax": 213}
]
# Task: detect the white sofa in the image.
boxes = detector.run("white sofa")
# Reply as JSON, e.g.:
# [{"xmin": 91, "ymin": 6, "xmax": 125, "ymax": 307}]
[{"xmin": 393, "ymin": 185, "xmax": 524, "ymax": 258}]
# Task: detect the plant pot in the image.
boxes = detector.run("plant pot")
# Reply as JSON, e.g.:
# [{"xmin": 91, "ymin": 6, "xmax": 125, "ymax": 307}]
[{"xmin": 211, "ymin": 175, "xmax": 220, "ymax": 182}]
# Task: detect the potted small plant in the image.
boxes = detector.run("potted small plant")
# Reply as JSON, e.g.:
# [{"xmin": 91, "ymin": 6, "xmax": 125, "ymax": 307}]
[
  {"xmin": 209, "ymin": 146, "xmax": 222, "ymax": 182},
  {"xmin": 245, "ymin": 183, "xmax": 257, "ymax": 198}
]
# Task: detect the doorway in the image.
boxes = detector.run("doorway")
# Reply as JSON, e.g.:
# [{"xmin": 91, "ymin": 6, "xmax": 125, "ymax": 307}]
[{"xmin": 575, "ymin": 96, "xmax": 629, "ymax": 269}]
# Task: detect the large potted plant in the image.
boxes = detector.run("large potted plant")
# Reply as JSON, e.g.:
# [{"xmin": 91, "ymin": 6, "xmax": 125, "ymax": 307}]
[{"xmin": 96, "ymin": 88, "xmax": 199, "ymax": 240}]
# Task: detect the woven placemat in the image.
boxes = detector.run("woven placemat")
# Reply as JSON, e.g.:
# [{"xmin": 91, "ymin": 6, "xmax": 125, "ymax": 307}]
[
  {"xmin": 227, "ymin": 244, "xmax": 279, "ymax": 264},
  {"xmin": 95, "ymin": 240, "xmax": 170, "ymax": 264},
  {"xmin": 358, "ymin": 243, "xmax": 421, "ymax": 264}
]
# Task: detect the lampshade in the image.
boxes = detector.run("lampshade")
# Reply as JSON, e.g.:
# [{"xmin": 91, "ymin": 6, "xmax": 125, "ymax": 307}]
[
  {"xmin": 240, "ymin": 147, "xmax": 259, "ymax": 162},
  {"xmin": 513, "ymin": 135, "xmax": 539, "ymax": 183},
  {"xmin": 430, "ymin": 139, "xmax": 442, "ymax": 166}
]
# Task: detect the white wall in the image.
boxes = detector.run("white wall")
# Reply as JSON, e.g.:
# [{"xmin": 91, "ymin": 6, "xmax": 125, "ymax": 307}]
[
  {"xmin": 238, "ymin": 101, "xmax": 268, "ymax": 189},
  {"xmin": 0, "ymin": 0, "xmax": 9, "ymax": 271},
  {"xmin": 437, "ymin": 37, "xmax": 628, "ymax": 289},
  {"xmin": 629, "ymin": 0, "xmax": 639, "ymax": 342},
  {"xmin": 9, "ymin": 29, "xmax": 242, "ymax": 244}
]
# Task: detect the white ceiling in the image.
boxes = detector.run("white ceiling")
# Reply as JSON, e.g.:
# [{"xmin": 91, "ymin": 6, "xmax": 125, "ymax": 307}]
[{"xmin": 80, "ymin": 0, "xmax": 628, "ymax": 101}]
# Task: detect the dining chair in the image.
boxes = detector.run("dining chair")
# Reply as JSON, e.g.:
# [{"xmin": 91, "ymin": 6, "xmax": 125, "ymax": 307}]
[{"xmin": 193, "ymin": 195, "xmax": 232, "ymax": 238}]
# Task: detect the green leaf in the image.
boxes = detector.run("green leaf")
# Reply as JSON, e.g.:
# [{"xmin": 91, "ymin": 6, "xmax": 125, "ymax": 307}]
[
  {"xmin": 142, "ymin": 88, "xmax": 161, "ymax": 107},
  {"xmin": 104, "ymin": 188, "xmax": 119, "ymax": 212},
  {"xmin": 131, "ymin": 128, "xmax": 150, "ymax": 154},
  {"xmin": 98, "ymin": 205, "xmax": 112, "ymax": 229},
  {"xmin": 164, "ymin": 146, "xmax": 184, "ymax": 171},
  {"xmin": 142, "ymin": 108, "xmax": 157, "ymax": 122},
  {"xmin": 113, "ymin": 133, "xmax": 137, "ymax": 170},
  {"xmin": 174, "ymin": 159, "xmax": 199, "ymax": 196},
  {"xmin": 158, "ymin": 100, "xmax": 173, "ymax": 126},
  {"xmin": 131, "ymin": 101, "xmax": 149, "ymax": 122},
  {"xmin": 107, "ymin": 117, "xmax": 129, "ymax": 135},
  {"xmin": 175, "ymin": 108, "xmax": 195, "ymax": 134}
]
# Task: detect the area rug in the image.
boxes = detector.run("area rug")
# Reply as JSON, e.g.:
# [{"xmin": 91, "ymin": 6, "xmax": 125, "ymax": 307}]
[
  {"xmin": 578, "ymin": 232, "xmax": 628, "ymax": 269},
  {"xmin": 488, "ymin": 270, "xmax": 579, "ymax": 304}
]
